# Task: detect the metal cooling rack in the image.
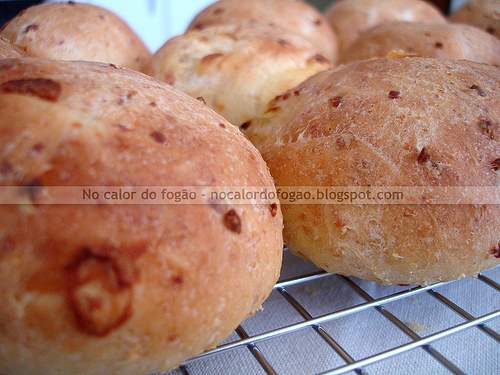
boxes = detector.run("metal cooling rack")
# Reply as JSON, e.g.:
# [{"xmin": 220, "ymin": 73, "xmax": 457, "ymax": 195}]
[{"xmin": 160, "ymin": 249, "xmax": 500, "ymax": 375}]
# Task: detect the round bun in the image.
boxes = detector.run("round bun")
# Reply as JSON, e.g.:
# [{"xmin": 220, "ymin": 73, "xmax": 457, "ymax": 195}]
[
  {"xmin": 143, "ymin": 24, "xmax": 332, "ymax": 126},
  {"xmin": 186, "ymin": 0, "xmax": 338, "ymax": 63},
  {"xmin": 0, "ymin": 36, "xmax": 26, "ymax": 58},
  {"xmin": 340, "ymin": 21, "xmax": 500, "ymax": 66},
  {"xmin": 324, "ymin": 0, "xmax": 447, "ymax": 57},
  {"xmin": 0, "ymin": 2, "xmax": 150, "ymax": 70},
  {"xmin": 0, "ymin": 57, "xmax": 283, "ymax": 374},
  {"xmin": 450, "ymin": 0, "xmax": 500, "ymax": 41},
  {"xmin": 244, "ymin": 57, "xmax": 500, "ymax": 286}
]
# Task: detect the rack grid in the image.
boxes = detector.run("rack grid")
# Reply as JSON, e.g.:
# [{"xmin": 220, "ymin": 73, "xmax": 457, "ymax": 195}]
[{"xmin": 161, "ymin": 249, "xmax": 500, "ymax": 375}]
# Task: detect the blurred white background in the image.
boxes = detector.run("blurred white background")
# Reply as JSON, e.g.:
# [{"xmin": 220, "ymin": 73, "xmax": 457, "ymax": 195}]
[
  {"xmin": 45, "ymin": 0, "xmax": 471, "ymax": 54},
  {"xmin": 46, "ymin": 0, "xmax": 214, "ymax": 53}
]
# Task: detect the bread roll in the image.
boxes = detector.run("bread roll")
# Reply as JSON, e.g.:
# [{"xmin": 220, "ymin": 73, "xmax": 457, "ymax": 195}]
[
  {"xmin": 143, "ymin": 24, "xmax": 332, "ymax": 126},
  {"xmin": 187, "ymin": 0, "xmax": 338, "ymax": 63},
  {"xmin": 244, "ymin": 57, "xmax": 500, "ymax": 286},
  {"xmin": 324, "ymin": 0, "xmax": 447, "ymax": 57},
  {"xmin": 450, "ymin": 0, "xmax": 500, "ymax": 41},
  {"xmin": 0, "ymin": 57, "xmax": 283, "ymax": 375},
  {"xmin": 340, "ymin": 21, "xmax": 500, "ymax": 66},
  {"xmin": 0, "ymin": 2, "xmax": 150, "ymax": 71},
  {"xmin": 0, "ymin": 36, "xmax": 25, "ymax": 58}
]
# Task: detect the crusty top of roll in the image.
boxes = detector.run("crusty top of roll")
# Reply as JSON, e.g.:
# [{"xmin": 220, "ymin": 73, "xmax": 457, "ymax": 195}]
[
  {"xmin": 245, "ymin": 57, "xmax": 500, "ymax": 285},
  {"xmin": 0, "ymin": 57, "xmax": 283, "ymax": 375},
  {"xmin": 340, "ymin": 21, "xmax": 500, "ymax": 66},
  {"xmin": 324, "ymin": 0, "xmax": 447, "ymax": 57},
  {"xmin": 247, "ymin": 57, "xmax": 500, "ymax": 187},
  {"xmin": 187, "ymin": 0, "xmax": 338, "ymax": 63},
  {"xmin": 0, "ymin": 36, "xmax": 26, "ymax": 58},
  {"xmin": 450, "ymin": 0, "xmax": 500, "ymax": 41},
  {"xmin": 0, "ymin": 2, "xmax": 151, "ymax": 70},
  {"xmin": 143, "ymin": 23, "xmax": 332, "ymax": 126}
]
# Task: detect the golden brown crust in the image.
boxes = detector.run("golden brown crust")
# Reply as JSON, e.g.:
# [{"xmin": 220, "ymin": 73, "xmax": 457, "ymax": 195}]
[
  {"xmin": 0, "ymin": 2, "xmax": 150, "ymax": 70},
  {"xmin": 0, "ymin": 57, "xmax": 283, "ymax": 374},
  {"xmin": 324, "ymin": 0, "xmax": 447, "ymax": 57},
  {"xmin": 450, "ymin": 0, "xmax": 500, "ymax": 41},
  {"xmin": 187, "ymin": 0, "xmax": 338, "ymax": 62},
  {"xmin": 143, "ymin": 23, "xmax": 332, "ymax": 126},
  {"xmin": 340, "ymin": 21, "xmax": 500, "ymax": 66},
  {"xmin": 245, "ymin": 57, "xmax": 500, "ymax": 285}
]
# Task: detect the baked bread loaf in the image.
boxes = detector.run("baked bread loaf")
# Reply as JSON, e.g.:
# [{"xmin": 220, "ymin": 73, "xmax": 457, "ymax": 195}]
[
  {"xmin": 0, "ymin": 2, "xmax": 150, "ymax": 71},
  {"xmin": 244, "ymin": 57, "xmax": 500, "ymax": 286},
  {"xmin": 143, "ymin": 24, "xmax": 332, "ymax": 126},
  {"xmin": 0, "ymin": 36, "xmax": 25, "ymax": 58},
  {"xmin": 340, "ymin": 21, "xmax": 500, "ymax": 66},
  {"xmin": 450, "ymin": 0, "xmax": 500, "ymax": 41},
  {"xmin": 324, "ymin": 0, "xmax": 447, "ymax": 57},
  {"xmin": 0, "ymin": 57, "xmax": 283, "ymax": 375},
  {"xmin": 187, "ymin": 0, "xmax": 338, "ymax": 63}
]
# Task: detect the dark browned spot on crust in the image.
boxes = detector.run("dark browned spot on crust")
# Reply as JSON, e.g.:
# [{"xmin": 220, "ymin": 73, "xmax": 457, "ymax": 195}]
[
  {"xmin": 192, "ymin": 23, "xmax": 205, "ymax": 30},
  {"xmin": 219, "ymin": 123, "xmax": 226, "ymax": 129},
  {"xmin": 201, "ymin": 53, "xmax": 223, "ymax": 64},
  {"xmin": 22, "ymin": 177, "xmax": 43, "ymax": 202},
  {"xmin": 417, "ymin": 147, "xmax": 431, "ymax": 164},
  {"xmin": 213, "ymin": 7, "xmax": 224, "ymax": 15},
  {"xmin": 126, "ymin": 91, "xmax": 137, "ymax": 100},
  {"xmin": 270, "ymin": 203, "xmax": 278, "ymax": 217},
  {"xmin": 23, "ymin": 24, "xmax": 39, "ymax": 33},
  {"xmin": 307, "ymin": 54, "xmax": 329, "ymax": 64},
  {"xmin": 265, "ymin": 106, "xmax": 282, "ymax": 114},
  {"xmin": 388, "ymin": 90, "xmax": 401, "ymax": 99},
  {"xmin": 491, "ymin": 242, "xmax": 500, "ymax": 258},
  {"xmin": 294, "ymin": 90, "xmax": 301, "ymax": 96},
  {"xmin": 487, "ymin": 27, "xmax": 496, "ymax": 35},
  {"xmin": 196, "ymin": 96, "xmax": 206, "ymax": 105},
  {"xmin": 224, "ymin": 209, "xmax": 242, "ymax": 234},
  {"xmin": 68, "ymin": 1, "xmax": 76, "ymax": 5},
  {"xmin": 150, "ymin": 131, "xmax": 166, "ymax": 144},
  {"xmin": 315, "ymin": 18, "xmax": 322, "ymax": 25},
  {"xmin": 0, "ymin": 78, "xmax": 61, "ymax": 102},
  {"xmin": 335, "ymin": 219, "xmax": 346, "ymax": 227},
  {"xmin": 240, "ymin": 120, "xmax": 252, "ymax": 130},
  {"xmin": 434, "ymin": 42, "xmax": 443, "ymax": 48},
  {"xmin": 149, "ymin": 101, "xmax": 157, "ymax": 107},
  {"xmin": 168, "ymin": 334, "xmax": 178, "ymax": 342},
  {"xmin": 278, "ymin": 39, "xmax": 289, "ymax": 47},
  {"xmin": 329, "ymin": 96, "xmax": 343, "ymax": 108},
  {"xmin": 65, "ymin": 247, "xmax": 137, "ymax": 337},
  {"xmin": 0, "ymin": 161, "xmax": 13, "ymax": 175},
  {"xmin": 171, "ymin": 274, "xmax": 185, "ymax": 285},
  {"xmin": 479, "ymin": 118, "xmax": 494, "ymax": 139},
  {"xmin": 31, "ymin": 143, "xmax": 45, "ymax": 153},
  {"xmin": 491, "ymin": 158, "xmax": 500, "ymax": 171},
  {"xmin": 470, "ymin": 84, "xmax": 486, "ymax": 97}
]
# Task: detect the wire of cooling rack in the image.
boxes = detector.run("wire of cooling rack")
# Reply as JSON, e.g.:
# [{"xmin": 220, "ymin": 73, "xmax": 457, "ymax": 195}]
[{"xmin": 163, "ymin": 249, "xmax": 500, "ymax": 375}]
